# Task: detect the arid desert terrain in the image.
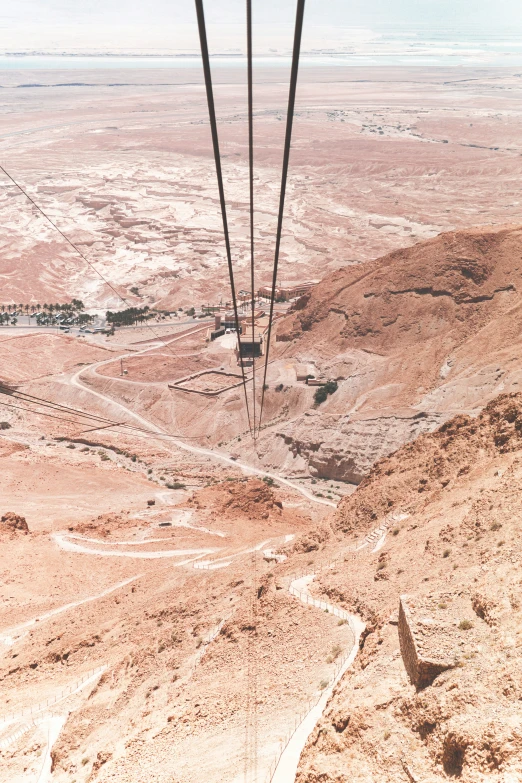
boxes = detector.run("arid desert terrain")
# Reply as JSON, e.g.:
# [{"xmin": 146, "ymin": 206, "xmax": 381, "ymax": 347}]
[
  {"xmin": 2, "ymin": 66, "xmax": 522, "ymax": 308},
  {"xmin": 2, "ymin": 66, "xmax": 522, "ymax": 783}
]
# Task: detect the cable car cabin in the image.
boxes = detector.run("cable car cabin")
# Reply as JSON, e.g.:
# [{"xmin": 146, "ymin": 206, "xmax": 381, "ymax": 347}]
[{"xmin": 237, "ymin": 335, "xmax": 263, "ymax": 361}]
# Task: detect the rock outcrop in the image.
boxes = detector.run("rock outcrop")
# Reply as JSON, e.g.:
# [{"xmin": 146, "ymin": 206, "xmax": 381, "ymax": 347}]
[
  {"xmin": 260, "ymin": 225, "xmax": 522, "ymax": 483},
  {"xmin": 294, "ymin": 392, "xmax": 522, "ymax": 783},
  {"xmin": 1, "ymin": 511, "xmax": 29, "ymax": 533}
]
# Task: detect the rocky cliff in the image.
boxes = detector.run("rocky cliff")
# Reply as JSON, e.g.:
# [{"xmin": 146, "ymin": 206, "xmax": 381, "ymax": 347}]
[{"xmin": 258, "ymin": 225, "xmax": 522, "ymax": 483}]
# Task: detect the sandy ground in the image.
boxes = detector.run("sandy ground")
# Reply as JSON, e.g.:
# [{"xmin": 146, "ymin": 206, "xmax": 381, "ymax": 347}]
[{"xmin": 1, "ymin": 67, "xmax": 522, "ymax": 308}]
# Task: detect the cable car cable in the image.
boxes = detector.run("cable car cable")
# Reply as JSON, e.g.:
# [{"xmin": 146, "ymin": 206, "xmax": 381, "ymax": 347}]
[
  {"xmin": 194, "ymin": 0, "xmax": 253, "ymax": 437},
  {"xmin": 257, "ymin": 0, "xmax": 305, "ymax": 435}
]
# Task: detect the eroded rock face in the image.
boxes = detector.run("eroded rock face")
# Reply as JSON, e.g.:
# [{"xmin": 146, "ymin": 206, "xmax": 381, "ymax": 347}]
[
  {"xmin": 1, "ymin": 511, "xmax": 29, "ymax": 533},
  {"xmin": 266, "ymin": 226, "xmax": 522, "ymax": 483},
  {"xmin": 295, "ymin": 395, "xmax": 522, "ymax": 783},
  {"xmin": 275, "ymin": 410, "xmax": 445, "ymax": 483}
]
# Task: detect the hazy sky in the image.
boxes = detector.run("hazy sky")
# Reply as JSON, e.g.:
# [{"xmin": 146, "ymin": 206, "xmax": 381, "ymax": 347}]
[{"xmin": 2, "ymin": 0, "xmax": 522, "ymax": 55}]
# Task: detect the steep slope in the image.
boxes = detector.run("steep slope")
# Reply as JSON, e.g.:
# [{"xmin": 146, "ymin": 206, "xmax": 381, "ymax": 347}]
[
  {"xmin": 289, "ymin": 392, "xmax": 522, "ymax": 783},
  {"xmin": 256, "ymin": 224, "xmax": 522, "ymax": 482}
]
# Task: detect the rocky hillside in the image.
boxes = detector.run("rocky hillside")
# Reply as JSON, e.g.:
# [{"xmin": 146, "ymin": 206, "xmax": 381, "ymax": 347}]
[
  {"xmin": 292, "ymin": 392, "xmax": 522, "ymax": 782},
  {"xmin": 257, "ymin": 224, "xmax": 522, "ymax": 483}
]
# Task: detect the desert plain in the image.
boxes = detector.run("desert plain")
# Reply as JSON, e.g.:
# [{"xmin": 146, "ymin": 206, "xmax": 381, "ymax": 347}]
[{"xmin": 1, "ymin": 65, "xmax": 522, "ymax": 783}]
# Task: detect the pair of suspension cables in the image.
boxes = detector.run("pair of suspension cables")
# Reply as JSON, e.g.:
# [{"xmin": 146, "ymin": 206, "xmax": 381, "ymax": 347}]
[{"xmin": 194, "ymin": 0, "xmax": 305, "ymax": 441}]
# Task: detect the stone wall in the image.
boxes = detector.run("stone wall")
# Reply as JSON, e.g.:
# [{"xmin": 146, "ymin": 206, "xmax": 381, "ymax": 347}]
[{"xmin": 398, "ymin": 596, "xmax": 454, "ymax": 689}]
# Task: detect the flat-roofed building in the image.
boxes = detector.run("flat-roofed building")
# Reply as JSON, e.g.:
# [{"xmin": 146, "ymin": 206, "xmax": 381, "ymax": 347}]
[
  {"xmin": 258, "ymin": 280, "xmax": 319, "ymax": 302},
  {"xmin": 237, "ymin": 334, "xmax": 263, "ymax": 360},
  {"xmin": 223, "ymin": 311, "xmax": 246, "ymax": 330}
]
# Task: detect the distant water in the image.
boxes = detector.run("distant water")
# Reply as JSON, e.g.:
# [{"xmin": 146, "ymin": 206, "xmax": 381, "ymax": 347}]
[{"xmin": 2, "ymin": 27, "xmax": 522, "ymax": 69}]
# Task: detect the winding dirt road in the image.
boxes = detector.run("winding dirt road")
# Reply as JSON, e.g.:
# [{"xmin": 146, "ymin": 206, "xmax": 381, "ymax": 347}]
[{"xmin": 69, "ymin": 359, "xmax": 337, "ymax": 508}]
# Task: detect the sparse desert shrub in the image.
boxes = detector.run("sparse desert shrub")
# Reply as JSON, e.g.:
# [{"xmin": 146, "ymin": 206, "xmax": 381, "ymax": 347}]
[
  {"xmin": 338, "ymin": 619, "xmax": 348, "ymax": 626},
  {"xmin": 167, "ymin": 482, "xmax": 186, "ymax": 490},
  {"xmin": 319, "ymin": 679, "xmax": 329, "ymax": 690},
  {"xmin": 439, "ymin": 602, "xmax": 448, "ymax": 609},
  {"xmin": 0, "ymin": 421, "xmax": 11, "ymax": 430},
  {"xmin": 497, "ymin": 540, "xmax": 505, "ymax": 547},
  {"xmin": 147, "ymin": 468, "xmax": 152, "ymax": 474},
  {"xmin": 131, "ymin": 455, "xmax": 137, "ymax": 462},
  {"xmin": 262, "ymin": 476, "xmax": 275, "ymax": 487},
  {"xmin": 66, "ymin": 443, "xmax": 75, "ymax": 449},
  {"xmin": 393, "ymin": 528, "xmax": 400, "ymax": 536},
  {"xmin": 443, "ymin": 549, "xmax": 451, "ymax": 558},
  {"xmin": 314, "ymin": 386, "xmax": 328, "ymax": 405},
  {"xmin": 100, "ymin": 454, "xmax": 110, "ymax": 461},
  {"xmin": 377, "ymin": 561, "xmax": 386, "ymax": 570},
  {"xmin": 384, "ymin": 731, "xmax": 391, "ymax": 740},
  {"xmin": 326, "ymin": 655, "xmax": 333, "ymax": 663},
  {"xmin": 195, "ymin": 636, "xmax": 203, "ymax": 649},
  {"xmin": 80, "ymin": 446, "xmax": 89, "ymax": 453},
  {"xmin": 331, "ymin": 645, "xmax": 342, "ymax": 660},
  {"xmin": 490, "ymin": 521, "xmax": 502, "ymax": 531},
  {"xmin": 81, "ymin": 757, "xmax": 89, "ymax": 766},
  {"xmin": 459, "ymin": 619, "xmax": 473, "ymax": 631},
  {"xmin": 314, "ymin": 380, "xmax": 338, "ymax": 405},
  {"xmin": 275, "ymin": 383, "xmax": 284, "ymax": 392}
]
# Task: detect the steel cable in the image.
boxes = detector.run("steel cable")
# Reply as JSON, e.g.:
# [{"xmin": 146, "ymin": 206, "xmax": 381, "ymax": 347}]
[
  {"xmin": 0, "ymin": 165, "xmax": 200, "ymax": 358},
  {"xmin": 194, "ymin": 0, "xmax": 253, "ymax": 437},
  {"xmin": 257, "ymin": 0, "xmax": 305, "ymax": 434},
  {"xmin": 247, "ymin": 0, "xmax": 257, "ymax": 440},
  {"xmin": 0, "ymin": 385, "xmax": 197, "ymax": 438}
]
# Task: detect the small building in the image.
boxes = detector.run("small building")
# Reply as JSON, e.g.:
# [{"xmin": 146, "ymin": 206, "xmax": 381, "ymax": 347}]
[
  {"xmin": 223, "ymin": 311, "xmax": 246, "ymax": 330},
  {"xmin": 296, "ymin": 363, "xmax": 315, "ymax": 382},
  {"xmin": 210, "ymin": 327, "xmax": 225, "ymax": 341},
  {"xmin": 258, "ymin": 280, "xmax": 319, "ymax": 302},
  {"xmin": 238, "ymin": 335, "xmax": 263, "ymax": 359}
]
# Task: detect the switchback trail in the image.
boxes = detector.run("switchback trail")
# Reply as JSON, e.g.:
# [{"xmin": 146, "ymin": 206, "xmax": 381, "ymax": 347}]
[
  {"xmin": 270, "ymin": 574, "xmax": 365, "ymax": 783},
  {"xmin": 0, "ymin": 576, "xmax": 140, "ymax": 649},
  {"xmin": 69, "ymin": 363, "xmax": 336, "ymax": 508}
]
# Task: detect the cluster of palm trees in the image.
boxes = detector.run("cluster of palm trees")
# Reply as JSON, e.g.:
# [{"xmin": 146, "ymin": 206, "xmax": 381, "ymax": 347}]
[
  {"xmin": 0, "ymin": 299, "xmax": 84, "ymax": 315},
  {"xmin": 0, "ymin": 299, "xmax": 88, "ymax": 327}
]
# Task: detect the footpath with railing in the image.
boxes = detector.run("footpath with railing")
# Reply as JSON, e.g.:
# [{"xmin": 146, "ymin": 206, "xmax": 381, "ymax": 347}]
[
  {"xmin": 191, "ymin": 613, "xmax": 233, "ymax": 671},
  {"xmin": 0, "ymin": 665, "xmax": 107, "ymax": 748},
  {"xmin": 262, "ymin": 511, "xmax": 408, "ymax": 782}
]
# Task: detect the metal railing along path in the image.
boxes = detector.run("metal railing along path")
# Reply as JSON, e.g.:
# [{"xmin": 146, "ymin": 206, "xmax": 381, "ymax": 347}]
[{"xmin": 0, "ymin": 665, "xmax": 107, "ymax": 728}]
